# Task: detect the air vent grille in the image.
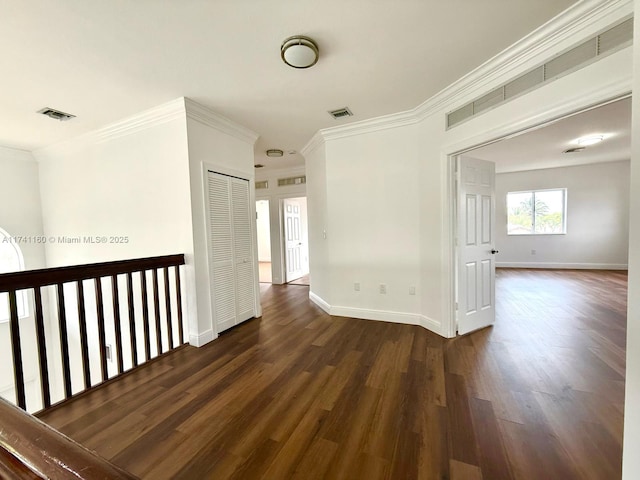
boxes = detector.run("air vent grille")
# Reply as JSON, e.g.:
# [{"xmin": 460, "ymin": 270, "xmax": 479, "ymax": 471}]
[
  {"xmin": 504, "ymin": 66, "xmax": 544, "ymax": 99},
  {"xmin": 598, "ymin": 18, "xmax": 634, "ymax": 54},
  {"xmin": 447, "ymin": 103, "xmax": 473, "ymax": 128},
  {"xmin": 544, "ymin": 38, "xmax": 597, "ymax": 80},
  {"xmin": 278, "ymin": 175, "xmax": 306, "ymax": 186},
  {"xmin": 446, "ymin": 18, "xmax": 633, "ymax": 129},
  {"xmin": 329, "ymin": 107, "xmax": 353, "ymax": 119},
  {"xmin": 255, "ymin": 180, "xmax": 269, "ymax": 189},
  {"xmin": 37, "ymin": 107, "xmax": 76, "ymax": 121},
  {"xmin": 473, "ymin": 87, "xmax": 504, "ymax": 114}
]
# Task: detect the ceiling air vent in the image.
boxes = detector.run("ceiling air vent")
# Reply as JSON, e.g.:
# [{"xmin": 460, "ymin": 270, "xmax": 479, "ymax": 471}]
[
  {"xmin": 37, "ymin": 107, "xmax": 76, "ymax": 121},
  {"xmin": 256, "ymin": 180, "xmax": 269, "ymax": 189},
  {"xmin": 329, "ymin": 107, "xmax": 353, "ymax": 119},
  {"xmin": 446, "ymin": 17, "xmax": 633, "ymax": 129},
  {"xmin": 278, "ymin": 175, "xmax": 306, "ymax": 186}
]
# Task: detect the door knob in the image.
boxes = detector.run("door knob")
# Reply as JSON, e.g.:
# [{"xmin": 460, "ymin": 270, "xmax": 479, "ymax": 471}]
[{"xmin": 491, "ymin": 249, "xmax": 499, "ymax": 254}]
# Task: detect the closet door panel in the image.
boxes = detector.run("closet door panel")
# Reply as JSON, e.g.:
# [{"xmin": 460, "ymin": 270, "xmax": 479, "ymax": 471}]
[
  {"xmin": 208, "ymin": 173, "xmax": 236, "ymax": 333},
  {"xmin": 231, "ymin": 178, "xmax": 255, "ymax": 322}
]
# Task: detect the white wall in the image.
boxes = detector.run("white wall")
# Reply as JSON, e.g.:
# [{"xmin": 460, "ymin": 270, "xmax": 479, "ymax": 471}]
[
  {"xmin": 495, "ymin": 161, "xmax": 630, "ymax": 269},
  {"xmin": 0, "ymin": 146, "xmax": 50, "ymax": 412},
  {"xmin": 305, "ymin": 142, "xmax": 330, "ymax": 307},
  {"xmin": 36, "ymin": 117, "xmax": 192, "ymax": 267},
  {"xmin": 622, "ymin": 1, "xmax": 640, "ymax": 477},
  {"xmin": 304, "ymin": 3, "xmax": 633, "ymax": 339},
  {"xmin": 306, "ymin": 125, "xmax": 423, "ymax": 324},
  {"xmin": 33, "ymin": 101, "xmax": 194, "ymax": 397}
]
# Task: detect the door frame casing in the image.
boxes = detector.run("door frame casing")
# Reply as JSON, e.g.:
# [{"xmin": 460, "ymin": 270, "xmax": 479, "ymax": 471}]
[{"xmin": 441, "ymin": 87, "xmax": 632, "ymax": 339}]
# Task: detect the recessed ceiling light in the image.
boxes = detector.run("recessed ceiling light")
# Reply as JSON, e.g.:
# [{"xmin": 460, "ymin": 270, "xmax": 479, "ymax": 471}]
[
  {"xmin": 281, "ymin": 35, "xmax": 319, "ymax": 69},
  {"xmin": 288, "ymin": 150, "xmax": 297, "ymax": 155},
  {"xmin": 576, "ymin": 135, "xmax": 605, "ymax": 146},
  {"xmin": 254, "ymin": 164, "xmax": 264, "ymax": 168},
  {"xmin": 266, "ymin": 149, "xmax": 284, "ymax": 157}
]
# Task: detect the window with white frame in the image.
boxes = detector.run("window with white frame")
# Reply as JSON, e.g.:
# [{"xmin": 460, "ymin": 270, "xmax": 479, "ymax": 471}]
[
  {"xmin": 0, "ymin": 228, "xmax": 28, "ymax": 323},
  {"xmin": 507, "ymin": 189, "xmax": 567, "ymax": 235}
]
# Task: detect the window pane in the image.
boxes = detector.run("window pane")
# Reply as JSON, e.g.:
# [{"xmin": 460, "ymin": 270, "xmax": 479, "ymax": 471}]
[
  {"xmin": 534, "ymin": 190, "xmax": 565, "ymax": 233},
  {"xmin": 507, "ymin": 192, "xmax": 533, "ymax": 234}
]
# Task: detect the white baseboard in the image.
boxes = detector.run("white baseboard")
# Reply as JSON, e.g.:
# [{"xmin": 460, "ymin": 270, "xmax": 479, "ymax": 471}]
[
  {"xmin": 497, "ymin": 262, "xmax": 628, "ymax": 270},
  {"xmin": 309, "ymin": 291, "xmax": 331, "ymax": 313},
  {"xmin": 189, "ymin": 329, "xmax": 216, "ymax": 347},
  {"xmin": 331, "ymin": 306, "xmax": 421, "ymax": 326},
  {"xmin": 420, "ymin": 315, "xmax": 443, "ymax": 336},
  {"xmin": 308, "ymin": 291, "xmax": 444, "ymax": 336}
]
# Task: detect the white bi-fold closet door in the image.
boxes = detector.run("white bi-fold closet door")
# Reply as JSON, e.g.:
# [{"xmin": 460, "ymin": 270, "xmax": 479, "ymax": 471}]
[{"xmin": 207, "ymin": 171, "xmax": 256, "ymax": 333}]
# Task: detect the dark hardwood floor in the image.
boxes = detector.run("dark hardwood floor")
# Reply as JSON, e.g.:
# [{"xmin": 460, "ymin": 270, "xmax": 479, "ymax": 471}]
[{"xmin": 38, "ymin": 268, "xmax": 627, "ymax": 479}]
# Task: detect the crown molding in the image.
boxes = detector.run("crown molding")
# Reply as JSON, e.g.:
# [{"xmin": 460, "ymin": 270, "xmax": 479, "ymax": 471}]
[
  {"xmin": 184, "ymin": 98, "xmax": 259, "ymax": 145},
  {"xmin": 34, "ymin": 97, "xmax": 259, "ymax": 160},
  {"xmin": 93, "ymin": 98, "xmax": 186, "ymax": 143},
  {"xmin": 300, "ymin": 131, "xmax": 325, "ymax": 158},
  {"xmin": 34, "ymin": 98, "xmax": 187, "ymax": 159},
  {"xmin": 320, "ymin": 109, "xmax": 419, "ymax": 142},
  {"xmin": 414, "ymin": 0, "xmax": 633, "ymax": 119},
  {"xmin": 0, "ymin": 145, "xmax": 35, "ymax": 162},
  {"xmin": 301, "ymin": 0, "xmax": 632, "ymax": 147}
]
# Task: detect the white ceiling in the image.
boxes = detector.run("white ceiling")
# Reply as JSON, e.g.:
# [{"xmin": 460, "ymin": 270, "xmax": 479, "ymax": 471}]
[
  {"xmin": 1, "ymin": 0, "xmax": 577, "ymax": 170},
  {"xmin": 470, "ymin": 97, "xmax": 632, "ymax": 173}
]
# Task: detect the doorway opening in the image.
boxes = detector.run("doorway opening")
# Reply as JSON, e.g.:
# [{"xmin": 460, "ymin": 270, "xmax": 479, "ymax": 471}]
[
  {"xmin": 283, "ymin": 197, "xmax": 310, "ymax": 285},
  {"xmin": 450, "ymin": 94, "xmax": 631, "ymax": 337},
  {"xmin": 256, "ymin": 199, "xmax": 272, "ymax": 283}
]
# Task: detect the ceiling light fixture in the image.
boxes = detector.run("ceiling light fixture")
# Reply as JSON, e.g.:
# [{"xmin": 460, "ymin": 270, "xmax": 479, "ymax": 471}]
[
  {"xmin": 266, "ymin": 149, "xmax": 284, "ymax": 157},
  {"xmin": 576, "ymin": 134, "xmax": 605, "ymax": 146},
  {"xmin": 254, "ymin": 164, "xmax": 264, "ymax": 168},
  {"xmin": 281, "ymin": 35, "xmax": 319, "ymax": 69}
]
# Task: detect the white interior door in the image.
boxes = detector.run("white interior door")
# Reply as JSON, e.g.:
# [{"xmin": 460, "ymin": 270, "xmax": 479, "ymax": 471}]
[
  {"xmin": 284, "ymin": 198, "xmax": 304, "ymax": 282},
  {"xmin": 231, "ymin": 178, "xmax": 255, "ymax": 323},
  {"xmin": 457, "ymin": 156, "xmax": 497, "ymax": 335},
  {"xmin": 208, "ymin": 172, "xmax": 256, "ymax": 333},
  {"xmin": 208, "ymin": 173, "xmax": 236, "ymax": 333}
]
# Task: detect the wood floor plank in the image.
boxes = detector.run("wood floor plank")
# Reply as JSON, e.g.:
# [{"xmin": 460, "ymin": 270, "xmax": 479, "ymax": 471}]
[
  {"xmin": 450, "ymin": 459, "xmax": 483, "ymax": 480},
  {"xmin": 36, "ymin": 269, "xmax": 627, "ymax": 479}
]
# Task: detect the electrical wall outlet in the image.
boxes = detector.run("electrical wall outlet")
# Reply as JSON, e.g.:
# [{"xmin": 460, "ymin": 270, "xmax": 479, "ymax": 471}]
[
  {"xmin": 379, "ymin": 284, "xmax": 387, "ymax": 294},
  {"xmin": 105, "ymin": 344, "xmax": 112, "ymax": 362},
  {"xmin": 409, "ymin": 285, "xmax": 416, "ymax": 295},
  {"xmin": 354, "ymin": 282, "xmax": 360, "ymax": 291},
  {"xmin": 531, "ymin": 249, "xmax": 537, "ymax": 255}
]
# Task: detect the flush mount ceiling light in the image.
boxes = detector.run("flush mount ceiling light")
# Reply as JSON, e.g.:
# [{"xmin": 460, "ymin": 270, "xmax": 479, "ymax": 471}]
[
  {"xmin": 266, "ymin": 149, "xmax": 284, "ymax": 157},
  {"xmin": 576, "ymin": 134, "xmax": 605, "ymax": 146},
  {"xmin": 281, "ymin": 35, "xmax": 319, "ymax": 69}
]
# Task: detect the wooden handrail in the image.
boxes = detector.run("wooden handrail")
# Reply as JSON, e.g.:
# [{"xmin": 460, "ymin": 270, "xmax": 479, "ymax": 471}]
[
  {"xmin": 0, "ymin": 397, "xmax": 138, "ymax": 479},
  {"xmin": 1, "ymin": 254, "xmax": 187, "ymax": 412},
  {"xmin": 0, "ymin": 254, "xmax": 185, "ymax": 291}
]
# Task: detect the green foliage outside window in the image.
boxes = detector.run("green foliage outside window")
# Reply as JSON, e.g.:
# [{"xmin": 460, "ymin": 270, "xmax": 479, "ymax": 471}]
[{"xmin": 507, "ymin": 189, "xmax": 565, "ymax": 235}]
